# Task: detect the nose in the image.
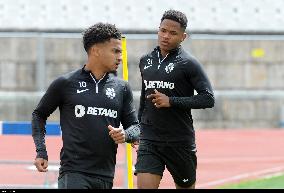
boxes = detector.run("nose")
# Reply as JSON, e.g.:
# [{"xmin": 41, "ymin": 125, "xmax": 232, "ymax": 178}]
[
  {"xmin": 162, "ymin": 32, "xmax": 170, "ymax": 39},
  {"xmin": 117, "ymin": 56, "xmax": 122, "ymax": 64}
]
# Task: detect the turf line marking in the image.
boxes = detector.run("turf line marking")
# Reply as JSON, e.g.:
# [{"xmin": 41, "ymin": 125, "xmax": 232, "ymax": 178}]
[
  {"xmin": 196, "ymin": 166, "xmax": 284, "ymax": 188},
  {"xmin": 199, "ymin": 156, "xmax": 284, "ymax": 163}
]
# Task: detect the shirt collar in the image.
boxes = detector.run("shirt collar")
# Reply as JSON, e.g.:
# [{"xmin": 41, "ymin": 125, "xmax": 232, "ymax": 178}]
[
  {"xmin": 81, "ymin": 65, "xmax": 110, "ymax": 81},
  {"xmin": 155, "ymin": 45, "xmax": 181, "ymax": 55}
]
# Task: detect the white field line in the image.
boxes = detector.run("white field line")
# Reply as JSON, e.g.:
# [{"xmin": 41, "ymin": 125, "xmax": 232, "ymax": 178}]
[
  {"xmin": 198, "ymin": 156, "xmax": 284, "ymax": 163},
  {"xmin": 2, "ymin": 169, "xmax": 283, "ymax": 189},
  {"xmin": 196, "ymin": 165, "xmax": 284, "ymax": 188},
  {"xmin": 262, "ymin": 171, "xmax": 284, "ymax": 179}
]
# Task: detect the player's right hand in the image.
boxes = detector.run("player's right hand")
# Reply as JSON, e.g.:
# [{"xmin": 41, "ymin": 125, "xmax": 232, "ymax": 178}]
[
  {"xmin": 131, "ymin": 141, "xmax": 139, "ymax": 151},
  {"xmin": 147, "ymin": 89, "xmax": 170, "ymax": 108},
  {"xmin": 34, "ymin": 158, "xmax": 48, "ymax": 172},
  {"xmin": 108, "ymin": 125, "xmax": 126, "ymax": 144}
]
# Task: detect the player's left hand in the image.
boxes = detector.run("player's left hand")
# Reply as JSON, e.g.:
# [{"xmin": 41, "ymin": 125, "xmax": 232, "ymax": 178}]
[
  {"xmin": 108, "ymin": 125, "xmax": 125, "ymax": 144},
  {"xmin": 147, "ymin": 89, "xmax": 171, "ymax": 108}
]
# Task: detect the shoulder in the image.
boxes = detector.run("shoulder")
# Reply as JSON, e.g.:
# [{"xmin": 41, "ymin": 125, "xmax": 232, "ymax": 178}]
[
  {"xmin": 110, "ymin": 76, "xmax": 125, "ymax": 84},
  {"xmin": 108, "ymin": 75, "xmax": 130, "ymax": 88},
  {"xmin": 180, "ymin": 49, "xmax": 203, "ymax": 69},
  {"xmin": 108, "ymin": 77, "xmax": 134, "ymax": 101},
  {"xmin": 140, "ymin": 49, "xmax": 156, "ymax": 62},
  {"xmin": 61, "ymin": 68, "xmax": 82, "ymax": 80},
  {"xmin": 139, "ymin": 49, "xmax": 157, "ymax": 72},
  {"xmin": 49, "ymin": 68, "xmax": 81, "ymax": 89}
]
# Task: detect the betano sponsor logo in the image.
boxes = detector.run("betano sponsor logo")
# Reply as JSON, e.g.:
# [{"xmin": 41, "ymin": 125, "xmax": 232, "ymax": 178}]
[
  {"xmin": 75, "ymin": 105, "xmax": 117, "ymax": 118},
  {"xmin": 144, "ymin": 80, "xmax": 174, "ymax": 90}
]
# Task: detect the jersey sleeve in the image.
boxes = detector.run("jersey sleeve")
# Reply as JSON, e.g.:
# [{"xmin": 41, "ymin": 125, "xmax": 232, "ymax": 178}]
[
  {"xmin": 31, "ymin": 76, "xmax": 66, "ymax": 160},
  {"xmin": 138, "ymin": 80, "xmax": 146, "ymax": 122},
  {"xmin": 138, "ymin": 57, "xmax": 146, "ymax": 122},
  {"xmin": 121, "ymin": 82, "xmax": 140, "ymax": 143},
  {"xmin": 170, "ymin": 58, "xmax": 215, "ymax": 110},
  {"xmin": 121, "ymin": 81, "xmax": 139, "ymax": 129},
  {"xmin": 124, "ymin": 123, "xmax": 140, "ymax": 143}
]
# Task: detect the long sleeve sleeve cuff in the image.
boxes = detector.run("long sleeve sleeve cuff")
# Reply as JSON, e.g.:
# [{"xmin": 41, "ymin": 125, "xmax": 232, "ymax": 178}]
[{"xmin": 36, "ymin": 150, "xmax": 48, "ymax": 161}]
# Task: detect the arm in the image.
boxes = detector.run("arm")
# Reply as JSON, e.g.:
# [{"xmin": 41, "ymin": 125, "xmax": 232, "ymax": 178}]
[
  {"xmin": 138, "ymin": 57, "xmax": 146, "ymax": 122},
  {"xmin": 32, "ymin": 112, "xmax": 49, "ymax": 172},
  {"xmin": 170, "ymin": 58, "xmax": 214, "ymax": 110},
  {"xmin": 124, "ymin": 123, "xmax": 140, "ymax": 143},
  {"xmin": 138, "ymin": 77, "xmax": 146, "ymax": 122},
  {"xmin": 32, "ymin": 77, "xmax": 65, "ymax": 171},
  {"xmin": 169, "ymin": 92, "xmax": 214, "ymax": 110},
  {"xmin": 121, "ymin": 82, "xmax": 140, "ymax": 143},
  {"xmin": 108, "ymin": 124, "xmax": 140, "ymax": 144},
  {"xmin": 148, "ymin": 59, "xmax": 214, "ymax": 110},
  {"xmin": 109, "ymin": 82, "xmax": 140, "ymax": 144}
]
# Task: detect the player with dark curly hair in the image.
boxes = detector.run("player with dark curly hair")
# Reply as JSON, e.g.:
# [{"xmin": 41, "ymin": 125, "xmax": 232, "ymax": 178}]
[
  {"xmin": 32, "ymin": 22, "xmax": 140, "ymax": 189},
  {"xmin": 134, "ymin": 10, "xmax": 215, "ymax": 189}
]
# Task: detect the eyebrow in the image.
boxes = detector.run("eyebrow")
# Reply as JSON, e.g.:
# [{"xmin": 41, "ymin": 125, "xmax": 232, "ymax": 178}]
[{"xmin": 160, "ymin": 27, "xmax": 178, "ymax": 33}]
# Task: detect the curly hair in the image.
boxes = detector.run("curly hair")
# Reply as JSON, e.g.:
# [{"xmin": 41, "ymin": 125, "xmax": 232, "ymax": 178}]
[
  {"xmin": 161, "ymin": 9, "xmax": 188, "ymax": 30},
  {"xmin": 82, "ymin": 22, "xmax": 122, "ymax": 53}
]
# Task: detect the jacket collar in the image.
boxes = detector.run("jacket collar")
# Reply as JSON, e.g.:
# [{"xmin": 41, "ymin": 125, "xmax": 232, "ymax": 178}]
[
  {"xmin": 154, "ymin": 45, "xmax": 182, "ymax": 55},
  {"xmin": 81, "ymin": 65, "xmax": 110, "ymax": 82}
]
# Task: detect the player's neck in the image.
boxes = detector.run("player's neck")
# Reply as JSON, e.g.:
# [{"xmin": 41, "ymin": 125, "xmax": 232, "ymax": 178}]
[
  {"xmin": 160, "ymin": 50, "xmax": 169, "ymax": 59},
  {"xmin": 85, "ymin": 62, "xmax": 105, "ymax": 80}
]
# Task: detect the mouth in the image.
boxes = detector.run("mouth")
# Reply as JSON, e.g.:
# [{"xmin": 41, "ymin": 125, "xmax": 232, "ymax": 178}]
[
  {"xmin": 115, "ymin": 63, "xmax": 120, "ymax": 69},
  {"xmin": 160, "ymin": 41, "xmax": 169, "ymax": 46}
]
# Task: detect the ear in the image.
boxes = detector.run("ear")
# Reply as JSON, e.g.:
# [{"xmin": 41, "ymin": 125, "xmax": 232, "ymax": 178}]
[{"xmin": 181, "ymin": 32, "xmax": 187, "ymax": 42}]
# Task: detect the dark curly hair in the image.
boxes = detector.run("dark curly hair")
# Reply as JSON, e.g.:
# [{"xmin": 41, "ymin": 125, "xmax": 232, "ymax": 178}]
[
  {"xmin": 82, "ymin": 22, "xmax": 122, "ymax": 53},
  {"xmin": 161, "ymin": 9, "xmax": 188, "ymax": 31}
]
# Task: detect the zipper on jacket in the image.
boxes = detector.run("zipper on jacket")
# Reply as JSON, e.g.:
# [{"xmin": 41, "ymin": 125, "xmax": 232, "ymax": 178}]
[
  {"xmin": 157, "ymin": 51, "xmax": 169, "ymax": 69},
  {"xmin": 89, "ymin": 73, "xmax": 106, "ymax": 93}
]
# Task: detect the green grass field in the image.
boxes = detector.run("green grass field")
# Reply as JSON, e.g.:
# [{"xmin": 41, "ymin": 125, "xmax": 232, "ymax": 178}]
[{"xmin": 218, "ymin": 173, "xmax": 284, "ymax": 189}]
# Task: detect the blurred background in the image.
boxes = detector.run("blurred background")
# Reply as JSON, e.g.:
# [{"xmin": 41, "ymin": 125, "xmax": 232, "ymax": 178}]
[{"xmin": 0, "ymin": 0, "xmax": 284, "ymax": 189}]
